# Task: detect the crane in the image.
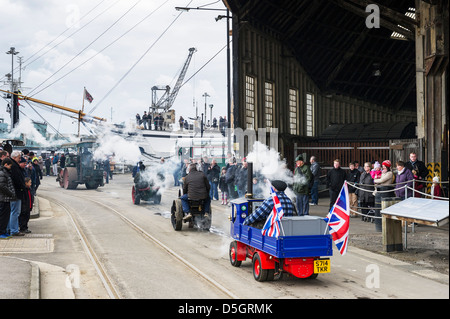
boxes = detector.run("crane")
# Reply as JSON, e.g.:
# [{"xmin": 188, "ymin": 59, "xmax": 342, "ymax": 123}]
[{"xmin": 151, "ymin": 47, "xmax": 196, "ymax": 114}]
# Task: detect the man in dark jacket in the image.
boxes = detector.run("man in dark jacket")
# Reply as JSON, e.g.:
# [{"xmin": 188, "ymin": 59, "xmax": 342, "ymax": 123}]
[
  {"xmin": 346, "ymin": 162, "xmax": 361, "ymax": 215},
  {"xmin": 326, "ymin": 159, "xmax": 347, "ymax": 210},
  {"xmin": 207, "ymin": 159, "xmax": 220, "ymax": 200},
  {"xmin": 225, "ymin": 158, "xmax": 238, "ymax": 199},
  {"xmin": 9, "ymin": 151, "xmax": 27, "ymax": 236},
  {"xmin": 181, "ymin": 164, "xmax": 211, "ymax": 220},
  {"xmin": 405, "ymin": 152, "xmax": 427, "ymax": 180}
]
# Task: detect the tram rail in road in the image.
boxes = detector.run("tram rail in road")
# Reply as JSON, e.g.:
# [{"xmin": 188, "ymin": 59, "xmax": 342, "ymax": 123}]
[{"xmin": 45, "ymin": 194, "xmax": 238, "ymax": 299}]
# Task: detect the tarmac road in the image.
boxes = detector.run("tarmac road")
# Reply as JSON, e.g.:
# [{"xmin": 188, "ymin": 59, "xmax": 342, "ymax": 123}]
[{"xmin": 1, "ymin": 174, "xmax": 448, "ymax": 299}]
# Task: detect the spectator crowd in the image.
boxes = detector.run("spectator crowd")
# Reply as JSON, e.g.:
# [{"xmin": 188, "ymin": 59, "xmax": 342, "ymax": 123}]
[
  {"xmin": 1, "ymin": 147, "xmax": 115, "ymax": 240},
  {"xmin": 1, "ymin": 148, "xmax": 42, "ymax": 239},
  {"xmin": 172, "ymin": 150, "xmax": 446, "ymax": 219},
  {"xmin": 136, "ymin": 112, "xmax": 165, "ymax": 130}
]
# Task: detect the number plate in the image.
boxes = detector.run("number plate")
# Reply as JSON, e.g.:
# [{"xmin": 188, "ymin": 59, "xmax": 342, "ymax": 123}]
[{"xmin": 314, "ymin": 259, "xmax": 330, "ymax": 273}]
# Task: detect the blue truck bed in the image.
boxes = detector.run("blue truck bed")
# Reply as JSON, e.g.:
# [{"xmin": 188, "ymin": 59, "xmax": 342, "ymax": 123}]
[{"xmin": 230, "ymin": 198, "xmax": 333, "ymax": 259}]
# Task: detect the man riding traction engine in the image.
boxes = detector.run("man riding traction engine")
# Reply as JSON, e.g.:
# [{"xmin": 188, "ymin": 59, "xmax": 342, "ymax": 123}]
[
  {"xmin": 132, "ymin": 163, "xmax": 161, "ymax": 205},
  {"xmin": 171, "ymin": 163, "xmax": 212, "ymax": 231}
]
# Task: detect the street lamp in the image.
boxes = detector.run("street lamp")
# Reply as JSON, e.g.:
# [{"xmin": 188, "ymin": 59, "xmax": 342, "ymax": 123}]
[
  {"xmin": 202, "ymin": 92, "xmax": 210, "ymax": 135},
  {"xmin": 6, "ymin": 47, "xmax": 19, "ymax": 129},
  {"xmin": 209, "ymin": 103, "xmax": 214, "ymax": 126},
  {"xmin": 202, "ymin": 92, "xmax": 210, "ymax": 120}
]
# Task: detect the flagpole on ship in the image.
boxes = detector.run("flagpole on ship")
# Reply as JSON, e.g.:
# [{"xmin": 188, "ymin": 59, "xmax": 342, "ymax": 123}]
[{"xmin": 78, "ymin": 87, "xmax": 86, "ymax": 138}]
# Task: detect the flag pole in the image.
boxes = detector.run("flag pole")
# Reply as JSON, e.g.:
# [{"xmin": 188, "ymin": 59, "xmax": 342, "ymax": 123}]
[
  {"xmin": 324, "ymin": 205, "xmax": 333, "ymax": 235},
  {"xmin": 78, "ymin": 87, "xmax": 85, "ymax": 138}
]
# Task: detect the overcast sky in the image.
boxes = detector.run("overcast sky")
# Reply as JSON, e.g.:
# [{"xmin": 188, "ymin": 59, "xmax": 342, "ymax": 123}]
[{"xmin": 0, "ymin": 0, "xmax": 229, "ymax": 135}]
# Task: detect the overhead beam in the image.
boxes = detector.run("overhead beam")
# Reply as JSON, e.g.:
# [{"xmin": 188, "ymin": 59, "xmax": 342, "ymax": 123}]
[
  {"xmin": 280, "ymin": 0, "xmax": 323, "ymax": 43},
  {"xmin": 326, "ymin": 28, "xmax": 370, "ymax": 88}
]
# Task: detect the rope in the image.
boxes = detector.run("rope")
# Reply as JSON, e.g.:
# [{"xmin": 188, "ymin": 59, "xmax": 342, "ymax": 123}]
[
  {"xmin": 343, "ymin": 179, "xmax": 449, "ymax": 221},
  {"xmin": 347, "ymin": 180, "xmax": 449, "ymax": 197},
  {"xmin": 349, "ymin": 207, "xmax": 383, "ymax": 219},
  {"xmin": 414, "ymin": 179, "xmax": 449, "ymax": 184},
  {"xmin": 405, "ymin": 186, "xmax": 449, "ymax": 200}
]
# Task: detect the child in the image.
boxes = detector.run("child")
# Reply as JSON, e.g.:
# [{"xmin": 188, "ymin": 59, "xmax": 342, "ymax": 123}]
[
  {"xmin": 431, "ymin": 176, "xmax": 444, "ymax": 199},
  {"xmin": 19, "ymin": 177, "xmax": 34, "ymax": 234},
  {"xmin": 370, "ymin": 161, "xmax": 382, "ymax": 179},
  {"xmin": 219, "ymin": 167, "xmax": 228, "ymax": 205}
]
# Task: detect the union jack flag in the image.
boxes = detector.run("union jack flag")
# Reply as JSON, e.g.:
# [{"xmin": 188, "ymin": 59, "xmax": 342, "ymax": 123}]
[
  {"xmin": 262, "ymin": 185, "xmax": 285, "ymax": 238},
  {"xmin": 84, "ymin": 88, "xmax": 94, "ymax": 103},
  {"xmin": 325, "ymin": 181, "xmax": 350, "ymax": 255}
]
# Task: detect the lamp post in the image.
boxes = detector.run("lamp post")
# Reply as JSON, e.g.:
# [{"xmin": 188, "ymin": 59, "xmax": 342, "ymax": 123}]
[
  {"xmin": 202, "ymin": 92, "xmax": 210, "ymax": 136},
  {"xmin": 202, "ymin": 92, "xmax": 210, "ymax": 122},
  {"xmin": 209, "ymin": 103, "xmax": 214, "ymax": 126},
  {"xmin": 6, "ymin": 47, "xmax": 19, "ymax": 129}
]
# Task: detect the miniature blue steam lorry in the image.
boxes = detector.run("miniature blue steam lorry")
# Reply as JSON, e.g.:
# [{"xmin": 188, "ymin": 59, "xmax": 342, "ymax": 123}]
[{"xmin": 229, "ymin": 198, "xmax": 333, "ymax": 281}]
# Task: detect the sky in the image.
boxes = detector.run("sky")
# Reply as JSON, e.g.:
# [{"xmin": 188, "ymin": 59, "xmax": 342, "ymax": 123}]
[{"xmin": 0, "ymin": 0, "xmax": 229, "ymax": 135}]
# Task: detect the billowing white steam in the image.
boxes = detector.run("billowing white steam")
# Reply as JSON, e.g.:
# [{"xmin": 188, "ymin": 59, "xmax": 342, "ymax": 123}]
[
  {"xmin": 7, "ymin": 117, "xmax": 78, "ymax": 147},
  {"xmin": 246, "ymin": 141, "xmax": 296, "ymax": 200},
  {"xmin": 93, "ymin": 133, "xmax": 141, "ymax": 164}
]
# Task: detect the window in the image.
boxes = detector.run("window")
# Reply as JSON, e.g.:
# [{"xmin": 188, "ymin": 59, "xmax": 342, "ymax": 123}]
[
  {"xmin": 245, "ymin": 75, "xmax": 256, "ymax": 129},
  {"xmin": 265, "ymin": 82, "xmax": 274, "ymax": 129},
  {"xmin": 289, "ymin": 89, "xmax": 297, "ymax": 135},
  {"xmin": 306, "ymin": 93, "xmax": 314, "ymax": 136}
]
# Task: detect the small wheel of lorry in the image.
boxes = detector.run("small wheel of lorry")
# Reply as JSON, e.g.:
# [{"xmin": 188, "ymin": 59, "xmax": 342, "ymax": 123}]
[
  {"xmin": 171, "ymin": 199, "xmax": 183, "ymax": 231},
  {"xmin": 201, "ymin": 209, "xmax": 212, "ymax": 231},
  {"xmin": 229, "ymin": 241, "xmax": 242, "ymax": 267},
  {"xmin": 153, "ymin": 193, "xmax": 162, "ymax": 204},
  {"xmin": 85, "ymin": 181, "xmax": 99, "ymax": 189},
  {"xmin": 252, "ymin": 252, "xmax": 269, "ymax": 282}
]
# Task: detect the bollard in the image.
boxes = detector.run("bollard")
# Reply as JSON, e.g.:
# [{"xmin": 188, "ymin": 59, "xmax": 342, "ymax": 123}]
[{"xmin": 381, "ymin": 197, "xmax": 403, "ymax": 252}]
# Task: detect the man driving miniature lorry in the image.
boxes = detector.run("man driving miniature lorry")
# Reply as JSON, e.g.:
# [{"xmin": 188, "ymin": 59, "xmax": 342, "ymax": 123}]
[
  {"xmin": 243, "ymin": 180, "xmax": 296, "ymax": 228},
  {"xmin": 181, "ymin": 163, "xmax": 211, "ymax": 221}
]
